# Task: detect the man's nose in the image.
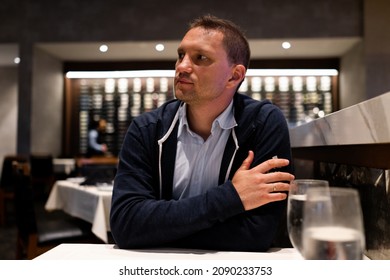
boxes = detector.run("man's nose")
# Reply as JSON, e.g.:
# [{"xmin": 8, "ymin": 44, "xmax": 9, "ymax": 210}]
[{"xmin": 176, "ymin": 55, "xmax": 192, "ymax": 73}]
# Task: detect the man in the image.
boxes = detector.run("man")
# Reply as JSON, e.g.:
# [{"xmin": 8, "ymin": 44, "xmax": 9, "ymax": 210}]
[
  {"xmin": 110, "ymin": 15, "xmax": 294, "ymax": 251},
  {"xmin": 87, "ymin": 118, "xmax": 108, "ymax": 156}
]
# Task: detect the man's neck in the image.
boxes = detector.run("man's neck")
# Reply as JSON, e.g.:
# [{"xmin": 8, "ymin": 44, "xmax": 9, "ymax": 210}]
[{"xmin": 186, "ymin": 99, "xmax": 232, "ymax": 141}]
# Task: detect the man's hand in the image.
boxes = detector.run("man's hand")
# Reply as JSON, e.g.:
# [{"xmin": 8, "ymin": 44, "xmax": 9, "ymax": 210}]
[{"xmin": 232, "ymin": 150, "xmax": 294, "ymax": 211}]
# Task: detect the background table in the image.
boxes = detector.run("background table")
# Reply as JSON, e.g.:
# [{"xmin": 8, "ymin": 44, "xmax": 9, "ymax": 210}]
[
  {"xmin": 45, "ymin": 180, "xmax": 112, "ymax": 243},
  {"xmin": 53, "ymin": 158, "xmax": 76, "ymax": 176}
]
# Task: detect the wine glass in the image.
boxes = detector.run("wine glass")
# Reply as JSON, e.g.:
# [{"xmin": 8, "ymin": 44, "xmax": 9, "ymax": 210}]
[
  {"xmin": 287, "ymin": 179, "xmax": 329, "ymax": 255},
  {"xmin": 302, "ymin": 187, "xmax": 365, "ymax": 260}
]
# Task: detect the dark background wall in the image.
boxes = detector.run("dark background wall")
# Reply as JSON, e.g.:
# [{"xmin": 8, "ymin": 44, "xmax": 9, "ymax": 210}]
[
  {"xmin": 364, "ymin": 0, "xmax": 390, "ymax": 99},
  {"xmin": 0, "ymin": 0, "xmax": 362, "ymax": 42}
]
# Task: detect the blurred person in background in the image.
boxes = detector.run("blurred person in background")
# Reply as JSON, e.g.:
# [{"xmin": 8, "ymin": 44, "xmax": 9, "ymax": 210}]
[{"xmin": 87, "ymin": 118, "xmax": 108, "ymax": 157}]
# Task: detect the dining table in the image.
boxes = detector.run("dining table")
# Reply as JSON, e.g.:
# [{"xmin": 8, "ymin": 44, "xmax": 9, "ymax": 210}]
[
  {"xmin": 8, "ymin": 243, "xmax": 378, "ymax": 280},
  {"xmin": 52, "ymin": 158, "xmax": 76, "ymax": 176},
  {"xmin": 34, "ymin": 243, "xmax": 303, "ymax": 260},
  {"xmin": 25, "ymin": 244, "xmax": 380, "ymax": 280},
  {"xmin": 45, "ymin": 178, "xmax": 113, "ymax": 243}
]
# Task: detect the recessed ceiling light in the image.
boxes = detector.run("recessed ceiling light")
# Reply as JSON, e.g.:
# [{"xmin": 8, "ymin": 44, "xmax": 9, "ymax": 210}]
[
  {"xmin": 14, "ymin": 57, "xmax": 20, "ymax": 64},
  {"xmin": 99, "ymin": 44, "xmax": 108, "ymax": 53},
  {"xmin": 282, "ymin": 41, "xmax": 291, "ymax": 49},
  {"xmin": 155, "ymin": 43, "xmax": 165, "ymax": 52}
]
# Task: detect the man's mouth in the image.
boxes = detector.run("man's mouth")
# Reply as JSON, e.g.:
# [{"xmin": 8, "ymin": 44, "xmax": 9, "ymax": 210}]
[{"xmin": 175, "ymin": 75, "xmax": 193, "ymax": 85}]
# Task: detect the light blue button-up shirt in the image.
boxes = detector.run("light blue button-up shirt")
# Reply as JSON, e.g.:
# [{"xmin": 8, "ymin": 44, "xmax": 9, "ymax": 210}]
[{"xmin": 172, "ymin": 101, "xmax": 237, "ymax": 199}]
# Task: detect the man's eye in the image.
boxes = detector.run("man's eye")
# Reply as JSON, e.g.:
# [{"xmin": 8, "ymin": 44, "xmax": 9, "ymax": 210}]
[
  {"xmin": 197, "ymin": 55, "xmax": 207, "ymax": 61},
  {"xmin": 177, "ymin": 53, "xmax": 184, "ymax": 60}
]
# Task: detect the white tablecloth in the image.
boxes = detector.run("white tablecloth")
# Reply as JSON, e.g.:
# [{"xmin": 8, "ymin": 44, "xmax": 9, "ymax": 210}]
[
  {"xmin": 34, "ymin": 244, "xmax": 304, "ymax": 260},
  {"xmin": 45, "ymin": 180, "xmax": 112, "ymax": 243},
  {"xmin": 53, "ymin": 158, "xmax": 76, "ymax": 175}
]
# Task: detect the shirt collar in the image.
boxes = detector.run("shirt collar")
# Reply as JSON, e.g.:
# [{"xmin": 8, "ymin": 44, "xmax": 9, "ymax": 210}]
[{"xmin": 177, "ymin": 101, "xmax": 237, "ymax": 138}]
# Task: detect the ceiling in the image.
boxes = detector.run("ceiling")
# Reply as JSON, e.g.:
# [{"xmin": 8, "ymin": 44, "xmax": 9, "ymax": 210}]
[{"xmin": 0, "ymin": 37, "xmax": 360, "ymax": 66}]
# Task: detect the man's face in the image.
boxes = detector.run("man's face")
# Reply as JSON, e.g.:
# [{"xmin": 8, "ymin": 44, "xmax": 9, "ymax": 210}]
[{"xmin": 174, "ymin": 27, "xmax": 235, "ymax": 106}]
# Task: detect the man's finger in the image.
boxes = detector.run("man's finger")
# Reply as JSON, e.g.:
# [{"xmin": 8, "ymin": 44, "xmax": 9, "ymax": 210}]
[
  {"xmin": 253, "ymin": 158, "xmax": 290, "ymax": 174},
  {"xmin": 237, "ymin": 150, "xmax": 254, "ymax": 171}
]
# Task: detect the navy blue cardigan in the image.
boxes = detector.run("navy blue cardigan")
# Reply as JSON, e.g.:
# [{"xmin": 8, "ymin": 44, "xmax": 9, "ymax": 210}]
[{"xmin": 110, "ymin": 93, "xmax": 293, "ymax": 251}]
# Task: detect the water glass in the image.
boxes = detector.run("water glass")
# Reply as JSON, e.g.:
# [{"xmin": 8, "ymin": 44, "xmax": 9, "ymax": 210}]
[
  {"xmin": 287, "ymin": 179, "xmax": 329, "ymax": 255},
  {"xmin": 302, "ymin": 187, "xmax": 365, "ymax": 260}
]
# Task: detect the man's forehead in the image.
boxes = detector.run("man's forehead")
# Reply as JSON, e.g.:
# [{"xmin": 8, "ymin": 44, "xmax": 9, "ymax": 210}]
[{"xmin": 178, "ymin": 27, "xmax": 224, "ymax": 50}]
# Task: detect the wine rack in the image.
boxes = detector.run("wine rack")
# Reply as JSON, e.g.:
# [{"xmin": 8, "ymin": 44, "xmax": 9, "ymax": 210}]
[{"xmin": 65, "ymin": 69, "xmax": 337, "ymax": 156}]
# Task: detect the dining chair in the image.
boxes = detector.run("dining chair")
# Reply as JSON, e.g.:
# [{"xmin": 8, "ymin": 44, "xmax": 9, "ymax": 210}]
[
  {"xmin": 12, "ymin": 161, "xmax": 101, "ymax": 259},
  {"xmin": 29, "ymin": 154, "xmax": 55, "ymax": 200},
  {"xmin": 0, "ymin": 155, "xmax": 28, "ymax": 226}
]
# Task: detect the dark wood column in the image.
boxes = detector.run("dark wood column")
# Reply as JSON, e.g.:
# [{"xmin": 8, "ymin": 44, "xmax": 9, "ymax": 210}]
[{"xmin": 17, "ymin": 40, "xmax": 33, "ymax": 155}]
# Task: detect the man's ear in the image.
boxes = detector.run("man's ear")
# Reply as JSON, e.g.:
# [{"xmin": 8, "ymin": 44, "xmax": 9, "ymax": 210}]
[{"xmin": 228, "ymin": 64, "xmax": 246, "ymax": 88}]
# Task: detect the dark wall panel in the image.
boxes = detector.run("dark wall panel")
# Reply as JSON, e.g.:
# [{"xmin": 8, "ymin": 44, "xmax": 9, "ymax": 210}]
[{"xmin": 1, "ymin": 0, "xmax": 363, "ymax": 43}]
